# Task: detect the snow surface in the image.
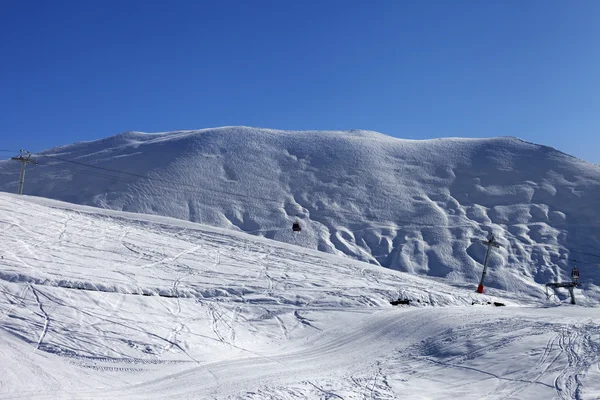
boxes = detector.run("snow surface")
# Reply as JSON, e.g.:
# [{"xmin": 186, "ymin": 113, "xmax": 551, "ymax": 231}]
[
  {"xmin": 1, "ymin": 193, "xmax": 599, "ymax": 399},
  {"xmin": 0, "ymin": 126, "xmax": 599, "ymax": 299}
]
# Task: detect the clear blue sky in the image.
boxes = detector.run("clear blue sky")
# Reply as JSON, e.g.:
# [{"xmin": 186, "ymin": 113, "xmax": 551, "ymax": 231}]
[{"xmin": 1, "ymin": 0, "xmax": 599, "ymax": 162}]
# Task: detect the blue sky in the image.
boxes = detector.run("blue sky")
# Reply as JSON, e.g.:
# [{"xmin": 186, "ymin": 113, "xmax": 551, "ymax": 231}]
[{"xmin": 1, "ymin": 0, "xmax": 599, "ymax": 162}]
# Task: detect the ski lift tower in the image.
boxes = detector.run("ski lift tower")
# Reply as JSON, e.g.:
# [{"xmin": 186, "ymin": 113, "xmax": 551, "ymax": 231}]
[
  {"xmin": 545, "ymin": 263, "xmax": 581, "ymax": 305},
  {"xmin": 476, "ymin": 232, "xmax": 501, "ymax": 293},
  {"xmin": 11, "ymin": 150, "xmax": 37, "ymax": 195}
]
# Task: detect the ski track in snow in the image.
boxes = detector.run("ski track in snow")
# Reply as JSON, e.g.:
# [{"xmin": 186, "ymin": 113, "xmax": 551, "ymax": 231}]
[
  {"xmin": 0, "ymin": 193, "xmax": 599, "ymax": 399},
  {"xmin": 554, "ymin": 322, "xmax": 600, "ymax": 400},
  {"xmin": 30, "ymin": 286, "xmax": 50, "ymax": 351}
]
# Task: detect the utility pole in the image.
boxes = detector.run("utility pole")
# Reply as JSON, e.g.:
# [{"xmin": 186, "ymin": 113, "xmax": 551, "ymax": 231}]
[
  {"xmin": 477, "ymin": 232, "xmax": 501, "ymax": 294},
  {"xmin": 11, "ymin": 150, "xmax": 37, "ymax": 195}
]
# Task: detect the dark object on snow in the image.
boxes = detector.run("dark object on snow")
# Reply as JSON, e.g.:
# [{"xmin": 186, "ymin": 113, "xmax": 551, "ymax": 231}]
[
  {"xmin": 493, "ymin": 302, "xmax": 505, "ymax": 307},
  {"xmin": 390, "ymin": 298, "xmax": 411, "ymax": 306},
  {"xmin": 292, "ymin": 222, "xmax": 301, "ymax": 232}
]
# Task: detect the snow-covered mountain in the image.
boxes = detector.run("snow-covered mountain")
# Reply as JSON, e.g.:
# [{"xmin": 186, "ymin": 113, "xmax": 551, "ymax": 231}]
[{"xmin": 1, "ymin": 127, "xmax": 599, "ymax": 299}]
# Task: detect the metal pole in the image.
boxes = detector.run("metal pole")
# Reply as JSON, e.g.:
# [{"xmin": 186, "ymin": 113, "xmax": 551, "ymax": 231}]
[
  {"xmin": 11, "ymin": 151, "xmax": 36, "ymax": 195},
  {"xmin": 17, "ymin": 160, "xmax": 26, "ymax": 195},
  {"xmin": 568, "ymin": 286, "xmax": 576, "ymax": 305},
  {"xmin": 477, "ymin": 243, "xmax": 492, "ymax": 293},
  {"xmin": 477, "ymin": 233, "xmax": 500, "ymax": 294}
]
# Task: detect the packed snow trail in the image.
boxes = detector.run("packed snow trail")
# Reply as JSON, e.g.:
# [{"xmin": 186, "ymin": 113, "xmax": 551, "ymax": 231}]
[{"xmin": 0, "ymin": 193, "xmax": 599, "ymax": 399}]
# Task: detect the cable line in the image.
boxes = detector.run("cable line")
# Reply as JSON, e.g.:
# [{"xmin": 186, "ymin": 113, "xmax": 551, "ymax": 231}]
[
  {"xmin": 37, "ymin": 154, "xmax": 284, "ymax": 205},
  {"xmin": 27, "ymin": 152, "xmax": 600, "ymax": 237}
]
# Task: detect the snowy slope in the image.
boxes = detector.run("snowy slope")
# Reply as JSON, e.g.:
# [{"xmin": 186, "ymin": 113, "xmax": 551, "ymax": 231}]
[
  {"xmin": 1, "ymin": 193, "xmax": 599, "ymax": 399},
  {"xmin": 1, "ymin": 127, "xmax": 599, "ymax": 299}
]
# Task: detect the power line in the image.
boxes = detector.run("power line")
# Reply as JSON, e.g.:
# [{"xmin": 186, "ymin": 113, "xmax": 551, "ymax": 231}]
[
  {"xmin": 33, "ymin": 152, "xmax": 600, "ymax": 234},
  {"xmin": 26, "ymin": 152, "xmax": 600, "ymax": 240},
  {"xmin": 570, "ymin": 260, "xmax": 600, "ymax": 266},
  {"xmin": 35, "ymin": 154, "xmax": 460, "ymax": 227},
  {"xmin": 38, "ymin": 154, "xmax": 284, "ymax": 205},
  {"xmin": 569, "ymin": 250, "xmax": 600, "ymax": 260},
  {"xmin": 37, "ymin": 159, "xmax": 282, "ymax": 210},
  {"xmin": 7, "ymin": 148, "xmax": 600, "ymax": 283}
]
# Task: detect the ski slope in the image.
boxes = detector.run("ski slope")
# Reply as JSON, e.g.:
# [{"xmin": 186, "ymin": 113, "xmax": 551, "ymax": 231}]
[
  {"xmin": 1, "ymin": 127, "xmax": 600, "ymax": 300},
  {"xmin": 1, "ymin": 193, "xmax": 599, "ymax": 399}
]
